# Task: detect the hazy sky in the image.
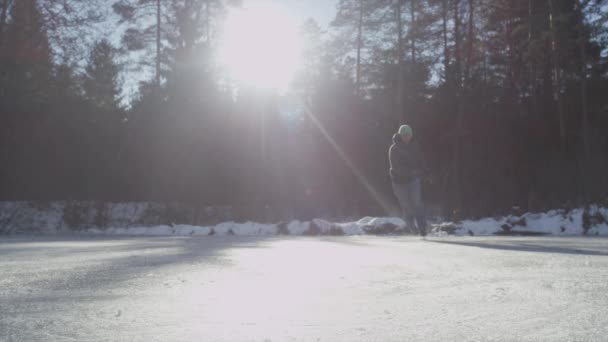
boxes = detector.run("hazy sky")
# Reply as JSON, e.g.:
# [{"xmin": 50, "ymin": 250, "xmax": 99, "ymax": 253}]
[
  {"xmin": 118, "ymin": 0, "xmax": 338, "ymax": 104},
  {"xmin": 249, "ymin": 0, "xmax": 337, "ymax": 27}
]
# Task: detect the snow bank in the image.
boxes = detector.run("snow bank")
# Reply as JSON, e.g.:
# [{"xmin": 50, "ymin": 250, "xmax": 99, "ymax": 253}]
[
  {"xmin": 433, "ymin": 206, "xmax": 608, "ymax": 236},
  {"xmin": 106, "ymin": 202, "xmax": 150, "ymax": 228},
  {"xmin": 76, "ymin": 217, "xmax": 406, "ymax": 237},
  {"xmin": 85, "ymin": 225, "xmax": 213, "ymax": 236},
  {"xmin": 0, "ymin": 201, "xmax": 232, "ymax": 234},
  {"xmin": 211, "ymin": 222, "xmax": 278, "ymax": 236},
  {"xmin": 286, "ymin": 221, "xmax": 310, "ymax": 235},
  {"xmin": 0, "ymin": 201, "xmax": 410, "ymax": 237},
  {"xmin": 0, "ymin": 202, "xmax": 64, "ymax": 234},
  {"xmin": 2, "ymin": 201, "xmax": 608, "ymax": 237}
]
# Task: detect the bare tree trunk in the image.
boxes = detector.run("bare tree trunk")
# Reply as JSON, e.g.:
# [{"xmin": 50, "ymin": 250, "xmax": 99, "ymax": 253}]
[
  {"xmin": 576, "ymin": 0, "xmax": 590, "ymax": 201},
  {"xmin": 528, "ymin": 0, "xmax": 533, "ymax": 41},
  {"xmin": 356, "ymin": 0, "xmax": 363, "ymax": 99},
  {"xmin": 453, "ymin": 0, "xmax": 462, "ymax": 87},
  {"xmin": 410, "ymin": 0, "xmax": 416, "ymax": 64},
  {"xmin": 156, "ymin": 0, "xmax": 161, "ymax": 89},
  {"xmin": 453, "ymin": 0, "xmax": 463, "ymax": 218},
  {"xmin": 527, "ymin": 0, "xmax": 535, "ymax": 98},
  {"xmin": 0, "ymin": 0, "xmax": 11, "ymax": 99},
  {"xmin": 548, "ymin": 0, "xmax": 566, "ymax": 149},
  {"xmin": 464, "ymin": 0, "xmax": 474, "ymax": 85},
  {"xmin": 442, "ymin": 0, "xmax": 449, "ymax": 82},
  {"xmin": 527, "ymin": 0, "xmax": 539, "ymax": 210},
  {"xmin": 0, "ymin": 0, "xmax": 11, "ymax": 47},
  {"xmin": 396, "ymin": 0, "xmax": 405, "ymax": 124}
]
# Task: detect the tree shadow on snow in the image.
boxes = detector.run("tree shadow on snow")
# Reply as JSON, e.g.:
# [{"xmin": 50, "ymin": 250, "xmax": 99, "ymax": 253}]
[
  {"xmin": 427, "ymin": 238, "xmax": 608, "ymax": 256},
  {"xmin": 0, "ymin": 236, "xmax": 274, "ymax": 307}
]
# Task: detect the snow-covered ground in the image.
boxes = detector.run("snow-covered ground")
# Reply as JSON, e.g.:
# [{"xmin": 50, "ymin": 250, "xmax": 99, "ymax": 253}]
[
  {"xmin": 2, "ymin": 235, "xmax": 608, "ymax": 341},
  {"xmin": 1, "ymin": 201, "xmax": 608, "ymax": 236},
  {"xmin": 435, "ymin": 206, "xmax": 608, "ymax": 237}
]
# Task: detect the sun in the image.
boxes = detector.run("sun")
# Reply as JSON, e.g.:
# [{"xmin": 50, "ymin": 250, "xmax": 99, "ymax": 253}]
[{"xmin": 218, "ymin": 4, "xmax": 302, "ymax": 93}]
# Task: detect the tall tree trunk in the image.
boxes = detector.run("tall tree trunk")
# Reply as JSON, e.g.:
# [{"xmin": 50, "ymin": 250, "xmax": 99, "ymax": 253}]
[
  {"xmin": 528, "ymin": 0, "xmax": 533, "ymax": 41},
  {"xmin": 464, "ymin": 0, "xmax": 474, "ymax": 86},
  {"xmin": 442, "ymin": 0, "xmax": 449, "ymax": 82},
  {"xmin": 410, "ymin": 0, "xmax": 416, "ymax": 64},
  {"xmin": 548, "ymin": 0, "xmax": 566, "ymax": 149},
  {"xmin": 453, "ymin": 0, "xmax": 462, "ymax": 88},
  {"xmin": 0, "ymin": 0, "xmax": 11, "ymax": 47},
  {"xmin": 576, "ymin": 0, "xmax": 590, "ymax": 201},
  {"xmin": 527, "ymin": 0, "xmax": 539, "ymax": 210},
  {"xmin": 527, "ymin": 0, "xmax": 535, "ymax": 99},
  {"xmin": 453, "ymin": 0, "xmax": 463, "ymax": 218},
  {"xmin": 396, "ymin": 0, "xmax": 405, "ymax": 124},
  {"xmin": 356, "ymin": 0, "xmax": 363, "ymax": 99},
  {"xmin": 156, "ymin": 0, "xmax": 161, "ymax": 89}
]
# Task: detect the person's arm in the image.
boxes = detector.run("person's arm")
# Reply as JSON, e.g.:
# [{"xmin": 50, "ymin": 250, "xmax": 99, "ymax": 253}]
[{"xmin": 389, "ymin": 145, "xmax": 406, "ymax": 179}]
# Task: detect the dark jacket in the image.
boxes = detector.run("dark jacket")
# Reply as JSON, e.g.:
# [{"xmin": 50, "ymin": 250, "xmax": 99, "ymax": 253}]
[{"xmin": 389, "ymin": 133, "xmax": 424, "ymax": 184}]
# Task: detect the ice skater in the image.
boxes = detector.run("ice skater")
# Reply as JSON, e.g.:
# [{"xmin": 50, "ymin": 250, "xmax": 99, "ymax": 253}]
[{"xmin": 389, "ymin": 124, "xmax": 427, "ymax": 236}]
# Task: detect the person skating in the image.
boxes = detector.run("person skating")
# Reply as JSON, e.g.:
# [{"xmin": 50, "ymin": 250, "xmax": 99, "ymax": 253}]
[{"xmin": 389, "ymin": 124, "xmax": 427, "ymax": 236}]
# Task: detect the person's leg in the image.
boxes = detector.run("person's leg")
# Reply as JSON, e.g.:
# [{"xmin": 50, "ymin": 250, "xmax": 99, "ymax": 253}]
[
  {"xmin": 409, "ymin": 178, "xmax": 427, "ymax": 236},
  {"xmin": 392, "ymin": 182, "xmax": 415, "ymax": 231}
]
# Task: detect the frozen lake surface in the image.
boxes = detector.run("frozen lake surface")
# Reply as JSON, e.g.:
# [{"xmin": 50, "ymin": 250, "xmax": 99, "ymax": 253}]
[{"xmin": 1, "ymin": 235, "xmax": 608, "ymax": 341}]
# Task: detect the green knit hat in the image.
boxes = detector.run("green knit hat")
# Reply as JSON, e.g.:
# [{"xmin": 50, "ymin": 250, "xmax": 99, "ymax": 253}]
[{"xmin": 398, "ymin": 124, "xmax": 413, "ymax": 138}]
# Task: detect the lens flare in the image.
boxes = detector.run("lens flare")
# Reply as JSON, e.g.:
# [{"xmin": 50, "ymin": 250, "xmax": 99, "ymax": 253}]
[{"xmin": 218, "ymin": 4, "xmax": 302, "ymax": 93}]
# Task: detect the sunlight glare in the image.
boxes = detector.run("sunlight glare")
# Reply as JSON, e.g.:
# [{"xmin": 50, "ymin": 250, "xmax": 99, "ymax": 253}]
[{"xmin": 218, "ymin": 4, "xmax": 302, "ymax": 93}]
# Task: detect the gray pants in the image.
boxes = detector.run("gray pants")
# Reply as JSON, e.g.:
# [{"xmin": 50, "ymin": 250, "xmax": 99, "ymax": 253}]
[{"xmin": 392, "ymin": 178, "xmax": 427, "ymax": 234}]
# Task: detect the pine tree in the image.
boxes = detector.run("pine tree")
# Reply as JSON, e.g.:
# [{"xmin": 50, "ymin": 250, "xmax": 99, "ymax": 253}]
[
  {"xmin": 331, "ymin": 0, "xmax": 388, "ymax": 98},
  {"xmin": 38, "ymin": 0, "xmax": 104, "ymax": 62},
  {"xmin": 83, "ymin": 40, "xmax": 122, "ymax": 111},
  {"xmin": 2, "ymin": 0, "xmax": 52, "ymax": 106},
  {"xmin": 114, "ymin": 0, "xmax": 223, "ymax": 90},
  {"xmin": 113, "ymin": 0, "xmax": 167, "ymax": 89},
  {"xmin": 81, "ymin": 40, "xmax": 126, "ymax": 199}
]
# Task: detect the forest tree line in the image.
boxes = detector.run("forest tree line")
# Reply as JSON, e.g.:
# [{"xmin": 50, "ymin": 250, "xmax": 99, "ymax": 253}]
[{"xmin": 1, "ymin": 0, "xmax": 607, "ymax": 220}]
